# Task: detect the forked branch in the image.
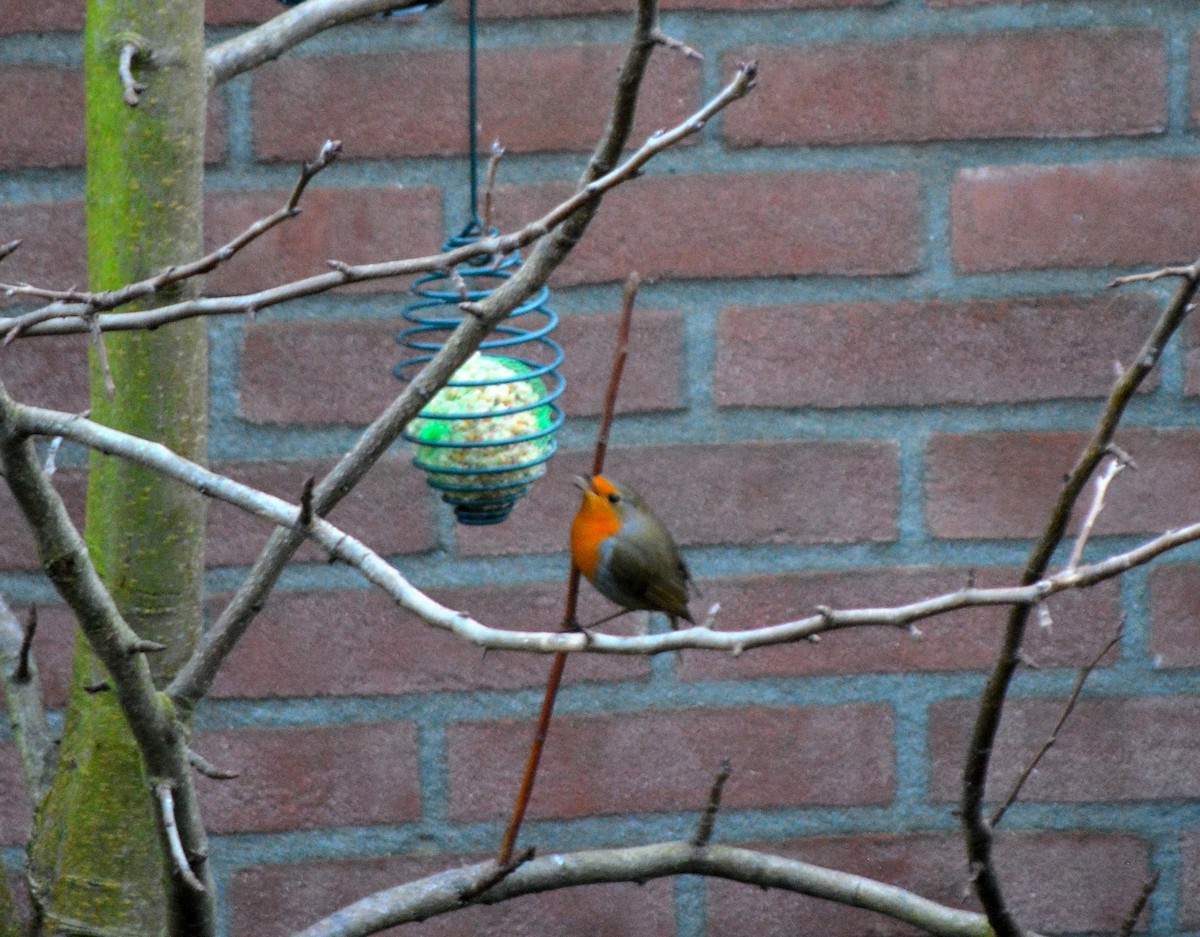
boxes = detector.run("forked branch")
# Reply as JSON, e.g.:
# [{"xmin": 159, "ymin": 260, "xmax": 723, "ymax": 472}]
[{"xmin": 961, "ymin": 259, "xmax": 1200, "ymax": 937}]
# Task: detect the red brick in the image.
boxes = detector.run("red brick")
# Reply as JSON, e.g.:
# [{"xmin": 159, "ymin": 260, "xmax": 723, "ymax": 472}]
[
  {"xmin": 556, "ymin": 309, "xmax": 683, "ymax": 415},
  {"xmin": 952, "ymin": 159, "xmax": 1200, "ymax": 273},
  {"xmin": 448, "ymin": 704, "xmax": 894, "ymax": 820},
  {"xmin": 1149, "ymin": 563, "xmax": 1200, "ymax": 668},
  {"xmin": 493, "ymin": 172, "xmax": 922, "ymax": 286},
  {"xmin": 929, "ymin": 696, "xmax": 1200, "ymax": 802},
  {"xmin": 678, "ymin": 567, "xmax": 1121, "ymax": 682},
  {"xmin": 231, "ymin": 853, "xmax": 675, "ymax": 937},
  {"xmin": 0, "ymin": 334, "xmax": 90, "ymax": 412},
  {"xmin": 204, "ymin": 457, "xmax": 435, "ymax": 567},
  {"xmin": 252, "ymin": 47, "xmax": 698, "ymax": 161},
  {"xmin": 457, "ymin": 440, "xmax": 899, "ymax": 557},
  {"xmin": 239, "ymin": 320, "xmax": 408, "ymax": 426},
  {"xmin": 193, "ymin": 722, "xmax": 419, "ymax": 833},
  {"xmin": 726, "ymin": 32, "xmax": 1163, "ymax": 148},
  {"xmin": 0, "ymin": 201, "xmax": 86, "ymax": 303},
  {"xmin": 203, "ymin": 187, "xmax": 443, "ymax": 296},
  {"xmin": 0, "ymin": 0, "xmax": 82, "ymax": 33},
  {"xmin": 715, "ymin": 294, "xmax": 1156, "ymax": 409},
  {"xmin": 0, "ymin": 467, "xmax": 87, "ymax": 571},
  {"xmin": 0, "ymin": 67, "xmax": 84, "ymax": 169},
  {"xmin": 210, "ymin": 584, "xmax": 647, "ymax": 699},
  {"xmin": 469, "ymin": 0, "xmax": 890, "ymax": 16},
  {"xmin": 926, "ymin": 429, "xmax": 1200, "ymax": 540},
  {"xmin": 0, "ymin": 743, "xmax": 31, "ymax": 846},
  {"xmin": 708, "ymin": 832, "xmax": 1149, "ymax": 936}
]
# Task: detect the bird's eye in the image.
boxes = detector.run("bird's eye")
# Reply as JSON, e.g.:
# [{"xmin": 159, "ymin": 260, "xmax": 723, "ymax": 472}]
[{"xmin": 607, "ymin": 493, "xmax": 621, "ymax": 504}]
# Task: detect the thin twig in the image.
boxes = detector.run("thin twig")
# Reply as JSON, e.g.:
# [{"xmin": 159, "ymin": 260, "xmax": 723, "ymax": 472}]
[
  {"xmin": 496, "ymin": 270, "xmax": 643, "ymax": 865},
  {"xmin": 1110, "ymin": 263, "xmax": 1198, "ymax": 288},
  {"xmin": 187, "ymin": 747, "xmax": 241, "ymax": 780},
  {"xmin": 692, "ymin": 760, "xmax": 732, "ymax": 847},
  {"xmin": 988, "ymin": 620, "xmax": 1124, "ymax": 827},
  {"xmin": 155, "ymin": 783, "xmax": 206, "ymax": 893},
  {"xmin": 1066, "ymin": 451, "xmax": 1133, "ymax": 571},
  {"xmin": 652, "ymin": 27, "xmax": 703, "ymax": 60},
  {"xmin": 1118, "ymin": 870, "xmax": 1159, "ymax": 937},
  {"xmin": 118, "ymin": 42, "xmax": 147, "ymax": 107},
  {"xmin": 0, "ymin": 594, "xmax": 56, "ymax": 805},
  {"xmin": 0, "ymin": 141, "xmax": 343, "ymax": 343},
  {"xmin": 89, "ymin": 313, "xmax": 116, "ymax": 401},
  {"xmin": 298, "ymin": 475, "xmax": 315, "ymax": 528},
  {"xmin": 961, "ymin": 259, "xmax": 1200, "ymax": 937},
  {"xmin": 0, "ymin": 240, "xmax": 21, "ymax": 264},
  {"xmin": 482, "ymin": 142, "xmax": 504, "ymax": 236},
  {"xmin": 0, "ymin": 65, "xmax": 754, "ymax": 342},
  {"xmin": 14, "ymin": 605, "xmax": 36, "ymax": 682}
]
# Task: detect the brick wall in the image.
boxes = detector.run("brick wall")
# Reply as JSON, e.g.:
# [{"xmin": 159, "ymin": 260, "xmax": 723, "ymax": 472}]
[{"xmin": 2, "ymin": 1, "xmax": 1200, "ymax": 935}]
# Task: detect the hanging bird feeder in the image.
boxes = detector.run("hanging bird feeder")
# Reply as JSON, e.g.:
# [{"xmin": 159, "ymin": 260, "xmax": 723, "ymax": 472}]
[
  {"xmin": 394, "ymin": 0, "xmax": 564, "ymax": 525},
  {"xmin": 395, "ymin": 232, "xmax": 564, "ymax": 525}
]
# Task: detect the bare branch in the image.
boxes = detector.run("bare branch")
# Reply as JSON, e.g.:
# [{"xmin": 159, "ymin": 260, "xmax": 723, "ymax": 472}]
[
  {"xmin": 1109, "ymin": 263, "xmax": 1198, "ymax": 287},
  {"xmin": 0, "ymin": 65, "xmax": 754, "ymax": 342},
  {"xmin": 1065, "ymin": 450, "xmax": 1132, "ymax": 572},
  {"xmin": 155, "ymin": 783, "xmax": 206, "ymax": 893},
  {"xmin": 13, "ymin": 397, "xmax": 1200, "ymax": 659},
  {"xmin": 1118, "ymin": 870, "xmax": 1159, "ymax": 937},
  {"xmin": 0, "ymin": 240, "xmax": 21, "ymax": 264},
  {"xmin": 167, "ymin": 0, "xmax": 744, "ymax": 714},
  {"xmin": 651, "ymin": 27, "xmax": 703, "ymax": 61},
  {"xmin": 89, "ymin": 313, "xmax": 116, "ymax": 400},
  {"xmin": 207, "ymin": 0, "xmax": 437, "ymax": 87},
  {"xmin": 0, "ymin": 141, "xmax": 342, "ymax": 343},
  {"xmin": 481, "ymin": 141, "xmax": 504, "ymax": 235},
  {"xmin": 0, "ymin": 381, "xmax": 214, "ymax": 896},
  {"xmin": 187, "ymin": 747, "xmax": 240, "ymax": 780},
  {"xmin": 118, "ymin": 42, "xmax": 147, "ymax": 107},
  {"xmin": 293, "ymin": 843, "xmax": 1033, "ymax": 937},
  {"xmin": 13, "ymin": 604, "xmax": 36, "ymax": 683},
  {"xmin": 0, "ymin": 595, "xmax": 56, "ymax": 806},
  {"xmin": 692, "ymin": 760, "xmax": 731, "ymax": 848},
  {"xmin": 988, "ymin": 620, "xmax": 1124, "ymax": 827},
  {"xmin": 961, "ymin": 257, "xmax": 1200, "ymax": 937}
]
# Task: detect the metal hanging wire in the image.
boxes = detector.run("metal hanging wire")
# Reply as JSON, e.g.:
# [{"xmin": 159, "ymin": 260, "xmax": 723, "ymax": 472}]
[{"xmin": 395, "ymin": 0, "xmax": 564, "ymax": 525}]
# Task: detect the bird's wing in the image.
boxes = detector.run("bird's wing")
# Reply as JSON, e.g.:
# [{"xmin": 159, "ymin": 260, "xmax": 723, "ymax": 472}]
[{"xmin": 606, "ymin": 528, "xmax": 692, "ymax": 621}]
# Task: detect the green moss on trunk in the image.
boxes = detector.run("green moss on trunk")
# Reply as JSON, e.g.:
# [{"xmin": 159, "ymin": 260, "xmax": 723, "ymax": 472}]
[{"xmin": 28, "ymin": 0, "xmax": 210, "ymax": 935}]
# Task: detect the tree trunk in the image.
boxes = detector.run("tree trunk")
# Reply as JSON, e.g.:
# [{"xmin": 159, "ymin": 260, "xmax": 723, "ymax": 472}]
[{"xmin": 27, "ymin": 0, "xmax": 209, "ymax": 934}]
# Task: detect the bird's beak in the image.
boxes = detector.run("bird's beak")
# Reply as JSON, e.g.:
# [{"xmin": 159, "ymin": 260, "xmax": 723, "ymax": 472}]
[{"xmin": 572, "ymin": 475, "xmax": 593, "ymax": 494}]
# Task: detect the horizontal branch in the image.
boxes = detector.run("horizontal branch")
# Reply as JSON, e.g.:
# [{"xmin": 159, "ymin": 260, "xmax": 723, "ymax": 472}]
[
  {"xmin": 206, "ymin": 0, "xmax": 435, "ymax": 87},
  {"xmin": 14, "ymin": 400, "xmax": 1200, "ymax": 658},
  {"xmin": 0, "ymin": 141, "xmax": 343, "ymax": 343},
  {"xmin": 0, "ymin": 64, "xmax": 755, "ymax": 343},
  {"xmin": 293, "ymin": 842, "xmax": 1039, "ymax": 937}
]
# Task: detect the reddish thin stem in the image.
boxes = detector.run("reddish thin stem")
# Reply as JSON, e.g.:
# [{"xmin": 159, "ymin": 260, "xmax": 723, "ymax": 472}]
[{"xmin": 496, "ymin": 273, "xmax": 641, "ymax": 866}]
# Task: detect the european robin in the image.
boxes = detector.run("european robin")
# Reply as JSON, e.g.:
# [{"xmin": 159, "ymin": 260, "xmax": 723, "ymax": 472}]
[{"xmin": 570, "ymin": 475, "xmax": 694, "ymax": 628}]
